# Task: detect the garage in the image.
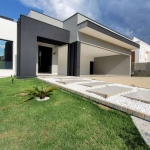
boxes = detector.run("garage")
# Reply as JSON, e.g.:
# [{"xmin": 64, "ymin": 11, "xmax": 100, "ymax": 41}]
[{"xmin": 80, "ymin": 42, "xmax": 130, "ymax": 75}]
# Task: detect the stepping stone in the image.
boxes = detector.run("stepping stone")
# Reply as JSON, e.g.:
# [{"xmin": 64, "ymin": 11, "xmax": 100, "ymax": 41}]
[
  {"xmin": 87, "ymin": 86, "xmax": 132, "ymax": 98},
  {"xmin": 56, "ymin": 77, "xmax": 82, "ymax": 80},
  {"xmin": 123, "ymin": 91, "xmax": 150, "ymax": 104},
  {"xmin": 56, "ymin": 79, "xmax": 89, "ymax": 84},
  {"xmin": 80, "ymin": 82, "xmax": 110, "ymax": 87}
]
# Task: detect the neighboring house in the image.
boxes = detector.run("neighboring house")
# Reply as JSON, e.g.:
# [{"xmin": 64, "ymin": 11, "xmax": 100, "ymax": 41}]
[
  {"xmin": 132, "ymin": 37, "xmax": 150, "ymax": 63},
  {"xmin": 0, "ymin": 10, "xmax": 140, "ymax": 78}
]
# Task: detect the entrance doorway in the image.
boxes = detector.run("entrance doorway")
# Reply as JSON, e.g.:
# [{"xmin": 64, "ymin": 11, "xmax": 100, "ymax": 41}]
[
  {"xmin": 90, "ymin": 61, "xmax": 94, "ymax": 75},
  {"xmin": 38, "ymin": 46, "xmax": 52, "ymax": 73}
]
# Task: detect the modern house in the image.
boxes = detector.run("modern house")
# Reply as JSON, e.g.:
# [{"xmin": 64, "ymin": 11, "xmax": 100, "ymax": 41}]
[
  {"xmin": 0, "ymin": 10, "xmax": 140, "ymax": 78},
  {"xmin": 132, "ymin": 37, "xmax": 150, "ymax": 63}
]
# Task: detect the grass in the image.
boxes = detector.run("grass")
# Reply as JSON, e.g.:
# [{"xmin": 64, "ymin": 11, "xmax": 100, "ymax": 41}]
[
  {"xmin": 0, "ymin": 60, "xmax": 5, "ymax": 69},
  {"xmin": 0, "ymin": 77, "xmax": 149, "ymax": 150}
]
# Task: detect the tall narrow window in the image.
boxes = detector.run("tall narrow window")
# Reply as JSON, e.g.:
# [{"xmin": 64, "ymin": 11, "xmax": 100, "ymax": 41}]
[{"xmin": 0, "ymin": 39, "xmax": 13, "ymax": 69}]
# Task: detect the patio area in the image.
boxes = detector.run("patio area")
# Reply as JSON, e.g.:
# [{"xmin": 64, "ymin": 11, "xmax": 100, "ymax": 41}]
[{"xmin": 81, "ymin": 75, "xmax": 150, "ymax": 89}]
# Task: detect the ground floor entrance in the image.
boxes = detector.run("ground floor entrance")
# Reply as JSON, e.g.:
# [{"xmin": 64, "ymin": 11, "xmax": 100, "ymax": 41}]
[{"xmin": 38, "ymin": 46, "xmax": 52, "ymax": 73}]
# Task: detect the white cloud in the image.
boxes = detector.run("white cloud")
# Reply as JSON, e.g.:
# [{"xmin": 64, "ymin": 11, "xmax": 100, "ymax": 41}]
[
  {"xmin": 19, "ymin": 0, "xmax": 94, "ymax": 20},
  {"xmin": 110, "ymin": 24, "xmax": 134, "ymax": 37},
  {"xmin": 19, "ymin": 0, "xmax": 150, "ymax": 44}
]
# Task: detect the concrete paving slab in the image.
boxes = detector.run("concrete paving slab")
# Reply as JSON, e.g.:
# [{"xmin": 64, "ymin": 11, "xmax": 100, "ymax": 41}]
[
  {"xmin": 123, "ymin": 91, "xmax": 150, "ymax": 104},
  {"xmin": 56, "ymin": 79, "xmax": 89, "ymax": 85},
  {"xmin": 87, "ymin": 86, "xmax": 132, "ymax": 98},
  {"xmin": 80, "ymin": 82, "xmax": 110, "ymax": 87},
  {"xmin": 56, "ymin": 77, "xmax": 82, "ymax": 80}
]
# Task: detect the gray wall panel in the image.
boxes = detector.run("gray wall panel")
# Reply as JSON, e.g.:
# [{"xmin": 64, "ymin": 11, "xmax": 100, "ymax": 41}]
[
  {"xmin": 18, "ymin": 15, "xmax": 69, "ymax": 77},
  {"xmin": 94, "ymin": 55, "xmax": 131, "ymax": 76},
  {"xmin": 63, "ymin": 14, "xmax": 78, "ymax": 43}
]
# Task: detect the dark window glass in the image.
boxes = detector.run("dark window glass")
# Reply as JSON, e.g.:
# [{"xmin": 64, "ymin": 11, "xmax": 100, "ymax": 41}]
[{"xmin": 0, "ymin": 39, "xmax": 13, "ymax": 69}]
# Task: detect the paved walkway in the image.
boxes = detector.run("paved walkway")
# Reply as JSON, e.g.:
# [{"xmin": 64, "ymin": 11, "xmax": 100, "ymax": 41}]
[
  {"xmin": 131, "ymin": 116, "xmax": 150, "ymax": 146},
  {"xmin": 38, "ymin": 76, "xmax": 150, "ymax": 146},
  {"xmin": 81, "ymin": 75, "xmax": 150, "ymax": 89},
  {"xmin": 38, "ymin": 76, "xmax": 150, "ymax": 119}
]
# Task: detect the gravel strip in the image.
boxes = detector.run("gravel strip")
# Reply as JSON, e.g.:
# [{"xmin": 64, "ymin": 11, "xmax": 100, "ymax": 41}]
[
  {"xmin": 131, "ymin": 116, "xmax": 150, "ymax": 146},
  {"xmin": 38, "ymin": 77, "xmax": 150, "ymax": 115}
]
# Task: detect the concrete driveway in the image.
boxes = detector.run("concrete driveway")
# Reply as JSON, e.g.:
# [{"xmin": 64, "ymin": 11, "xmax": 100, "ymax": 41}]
[{"xmin": 81, "ymin": 75, "xmax": 150, "ymax": 89}]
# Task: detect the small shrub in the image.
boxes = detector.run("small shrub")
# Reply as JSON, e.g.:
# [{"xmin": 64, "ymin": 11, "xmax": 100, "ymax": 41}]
[{"xmin": 25, "ymin": 86, "xmax": 57, "ymax": 101}]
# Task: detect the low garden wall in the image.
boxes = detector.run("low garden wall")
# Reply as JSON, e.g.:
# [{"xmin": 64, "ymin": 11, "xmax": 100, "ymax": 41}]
[{"xmin": 132, "ymin": 62, "xmax": 150, "ymax": 76}]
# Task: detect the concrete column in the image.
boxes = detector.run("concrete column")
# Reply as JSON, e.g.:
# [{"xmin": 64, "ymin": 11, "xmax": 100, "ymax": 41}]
[{"xmin": 67, "ymin": 41, "xmax": 80, "ymax": 76}]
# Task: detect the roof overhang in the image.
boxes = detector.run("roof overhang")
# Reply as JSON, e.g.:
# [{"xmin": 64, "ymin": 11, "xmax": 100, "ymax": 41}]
[
  {"xmin": 78, "ymin": 21, "xmax": 140, "ymax": 50},
  {"xmin": 80, "ymin": 43, "xmax": 120, "ymax": 57}
]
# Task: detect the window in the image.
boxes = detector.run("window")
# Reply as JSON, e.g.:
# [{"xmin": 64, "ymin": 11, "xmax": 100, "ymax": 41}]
[{"xmin": 0, "ymin": 39, "xmax": 13, "ymax": 69}]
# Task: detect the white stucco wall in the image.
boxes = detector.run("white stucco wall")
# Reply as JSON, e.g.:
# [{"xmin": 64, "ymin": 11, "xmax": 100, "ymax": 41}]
[
  {"xmin": 80, "ymin": 55, "xmax": 94, "ymax": 75},
  {"xmin": 132, "ymin": 37, "xmax": 150, "ymax": 63},
  {"xmin": 147, "ymin": 53, "xmax": 150, "ymax": 62},
  {"xmin": 36, "ymin": 42, "xmax": 58, "ymax": 75},
  {"xmin": 28, "ymin": 10, "xmax": 63, "ymax": 28},
  {"xmin": 58, "ymin": 45, "xmax": 68, "ymax": 75},
  {"xmin": 0, "ymin": 18, "xmax": 17, "ymax": 77}
]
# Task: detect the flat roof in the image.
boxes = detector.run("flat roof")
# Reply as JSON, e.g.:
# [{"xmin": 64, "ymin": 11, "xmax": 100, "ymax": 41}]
[
  {"xmin": 78, "ymin": 20, "xmax": 140, "ymax": 49},
  {"xmin": 27, "ymin": 10, "xmax": 140, "ymax": 48},
  {"xmin": 0, "ymin": 15, "xmax": 14, "ymax": 21}
]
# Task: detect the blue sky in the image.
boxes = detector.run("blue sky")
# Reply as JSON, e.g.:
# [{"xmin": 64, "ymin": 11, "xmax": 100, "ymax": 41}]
[
  {"xmin": 0, "ymin": 40, "xmax": 6, "ymax": 56},
  {"xmin": 0, "ymin": 0, "xmax": 150, "ymax": 44}
]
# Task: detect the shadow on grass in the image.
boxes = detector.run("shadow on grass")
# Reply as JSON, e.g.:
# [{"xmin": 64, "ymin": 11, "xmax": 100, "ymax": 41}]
[{"xmin": 119, "ymin": 127, "xmax": 150, "ymax": 150}]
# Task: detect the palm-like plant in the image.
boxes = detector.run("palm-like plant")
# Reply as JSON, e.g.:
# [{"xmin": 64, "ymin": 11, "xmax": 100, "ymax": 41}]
[{"xmin": 25, "ymin": 86, "xmax": 57, "ymax": 101}]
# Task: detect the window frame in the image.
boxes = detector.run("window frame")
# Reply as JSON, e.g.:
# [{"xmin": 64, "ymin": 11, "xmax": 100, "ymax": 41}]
[{"xmin": 0, "ymin": 38, "xmax": 13, "ymax": 70}]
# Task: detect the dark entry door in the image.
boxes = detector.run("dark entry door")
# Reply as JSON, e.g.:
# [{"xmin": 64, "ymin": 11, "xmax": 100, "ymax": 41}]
[
  {"xmin": 90, "ymin": 61, "xmax": 94, "ymax": 75},
  {"xmin": 38, "ymin": 46, "xmax": 52, "ymax": 73}
]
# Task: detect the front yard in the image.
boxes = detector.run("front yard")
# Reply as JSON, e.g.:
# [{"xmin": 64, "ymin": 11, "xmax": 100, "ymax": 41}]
[{"xmin": 0, "ymin": 77, "xmax": 149, "ymax": 150}]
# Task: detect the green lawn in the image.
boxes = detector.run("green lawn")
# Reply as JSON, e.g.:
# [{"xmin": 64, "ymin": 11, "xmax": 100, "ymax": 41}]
[{"xmin": 0, "ymin": 77, "xmax": 149, "ymax": 150}]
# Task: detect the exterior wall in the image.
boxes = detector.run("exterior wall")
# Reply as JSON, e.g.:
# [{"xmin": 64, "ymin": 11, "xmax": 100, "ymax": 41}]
[
  {"xmin": 132, "ymin": 37, "xmax": 150, "ymax": 63},
  {"xmin": 78, "ymin": 13, "xmax": 99, "ymax": 25},
  {"xmin": 147, "ymin": 53, "xmax": 150, "ymax": 62},
  {"xmin": 58, "ymin": 45, "xmax": 68, "ymax": 75},
  {"xmin": 63, "ymin": 14, "xmax": 78, "ymax": 43},
  {"xmin": 0, "ymin": 18, "xmax": 17, "ymax": 76},
  {"xmin": 132, "ymin": 62, "xmax": 150, "ymax": 76},
  {"xmin": 18, "ymin": 15, "xmax": 69, "ymax": 78},
  {"xmin": 36, "ymin": 42, "xmax": 58, "ymax": 75},
  {"xmin": 80, "ymin": 55, "xmax": 94, "ymax": 75},
  {"xmin": 135, "ymin": 62, "xmax": 150, "ymax": 71},
  {"xmin": 28, "ymin": 10, "xmax": 63, "ymax": 28},
  {"xmin": 94, "ymin": 55, "xmax": 131, "ymax": 76},
  {"xmin": 78, "ymin": 32, "xmax": 131, "ymax": 56}
]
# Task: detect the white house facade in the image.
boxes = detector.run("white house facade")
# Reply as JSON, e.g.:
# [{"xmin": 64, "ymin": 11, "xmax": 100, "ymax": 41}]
[
  {"xmin": 0, "ymin": 10, "xmax": 140, "ymax": 78},
  {"xmin": 132, "ymin": 37, "xmax": 150, "ymax": 63},
  {"xmin": 0, "ymin": 16, "xmax": 17, "ymax": 76}
]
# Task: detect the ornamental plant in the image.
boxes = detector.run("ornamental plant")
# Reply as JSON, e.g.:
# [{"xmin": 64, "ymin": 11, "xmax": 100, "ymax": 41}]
[{"xmin": 25, "ymin": 86, "xmax": 57, "ymax": 100}]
